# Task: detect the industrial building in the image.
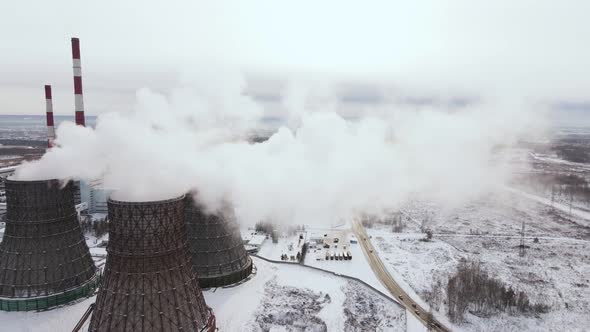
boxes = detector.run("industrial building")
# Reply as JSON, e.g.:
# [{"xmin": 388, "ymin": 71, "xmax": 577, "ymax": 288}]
[
  {"xmin": 80, "ymin": 179, "xmax": 111, "ymax": 214},
  {"xmin": 185, "ymin": 195, "xmax": 253, "ymax": 288},
  {"xmin": 89, "ymin": 196, "xmax": 216, "ymax": 331},
  {"xmin": 0, "ymin": 179, "xmax": 98, "ymax": 311}
]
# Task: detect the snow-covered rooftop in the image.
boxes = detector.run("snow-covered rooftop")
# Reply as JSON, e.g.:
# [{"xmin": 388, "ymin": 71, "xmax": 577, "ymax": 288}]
[{"xmin": 245, "ymin": 234, "xmax": 267, "ymax": 246}]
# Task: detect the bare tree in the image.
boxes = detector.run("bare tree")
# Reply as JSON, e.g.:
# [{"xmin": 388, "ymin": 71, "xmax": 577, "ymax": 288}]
[{"xmin": 446, "ymin": 259, "xmax": 549, "ymax": 323}]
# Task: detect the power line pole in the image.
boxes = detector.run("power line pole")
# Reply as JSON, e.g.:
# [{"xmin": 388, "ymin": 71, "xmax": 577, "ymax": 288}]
[{"xmin": 519, "ymin": 220, "xmax": 526, "ymax": 257}]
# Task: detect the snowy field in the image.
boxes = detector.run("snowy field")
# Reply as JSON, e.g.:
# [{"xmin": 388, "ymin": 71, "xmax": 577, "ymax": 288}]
[
  {"xmin": 208, "ymin": 257, "xmax": 406, "ymax": 331},
  {"xmin": 0, "ymin": 295, "xmax": 96, "ymax": 332},
  {"xmin": 0, "ymin": 257, "xmax": 407, "ymax": 331},
  {"xmin": 368, "ymin": 189, "xmax": 590, "ymax": 332},
  {"xmin": 401, "ymin": 190, "xmax": 590, "ymax": 239}
]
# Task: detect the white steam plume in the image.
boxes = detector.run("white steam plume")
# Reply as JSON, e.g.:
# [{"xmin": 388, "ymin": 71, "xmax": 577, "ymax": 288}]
[{"xmin": 14, "ymin": 71, "xmax": 542, "ymax": 226}]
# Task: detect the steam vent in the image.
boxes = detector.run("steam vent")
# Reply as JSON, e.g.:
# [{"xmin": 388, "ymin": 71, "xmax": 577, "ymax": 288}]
[
  {"xmin": 0, "ymin": 179, "xmax": 98, "ymax": 311},
  {"xmin": 185, "ymin": 195, "xmax": 252, "ymax": 288},
  {"xmin": 89, "ymin": 196, "xmax": 215, "ymax": 332}
]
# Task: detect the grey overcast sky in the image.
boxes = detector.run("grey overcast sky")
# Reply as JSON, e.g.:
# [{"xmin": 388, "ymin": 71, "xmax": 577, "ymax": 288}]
[{"xmin": 1, "ymin": 0, "xmax": 589, "ymax": 116}]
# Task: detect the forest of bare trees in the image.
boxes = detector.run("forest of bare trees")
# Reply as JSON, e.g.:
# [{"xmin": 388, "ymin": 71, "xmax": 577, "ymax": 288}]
[
  {"xmin": 254, "ymin": 220, "xmax": 275, "ymax": 234},
  {"xmin": 516, "ymin": 173, "xmax": 590, "ymax": 207},
  {"xmin": 359, "ymin": 212, "xmax": 407, "ymax": 232},
  {"xmin": 552, "ymin": 144, "xmax": 590, "ymax": 163},
  {"xmin": 447, "ymin": 260, "xmax": 549, "ymax": 323},
  {"xmin": 80, "ymin": 216, "xmax": 109, "ymax": 238}
]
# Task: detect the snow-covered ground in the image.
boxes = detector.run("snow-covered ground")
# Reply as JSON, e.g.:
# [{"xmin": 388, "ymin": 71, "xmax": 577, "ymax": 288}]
[
  {"xmin": 208, "ymin": 257, "xmax": 406, "ymax": 331},
  {"xmin": 303, "ymin": 230, "xmax": 391, "ymax": 297},
  {"xmin": 506, "ymin": 186, "xmax": 590, "ymax": 227},
  {"xmin": 0, "ymin": 295, "xmax": 96, "ymax": 332},
  {"xmin": 256, "ymin": 232, "xmax": 305, "ymax": 262},
  {"xmin": 367, "ymin": 190, "xmax": 590, "ymax": 332},
  {"xmin": 256, "ymin": 226, "xmax": 393, "ymax": 297},
  {"xmin": 402, "ymin": 190, "xmax": 590, "ymax": 239},
  {"xmin": 0, "ymin": 257, "xmax": 407, "ymax": 331}
]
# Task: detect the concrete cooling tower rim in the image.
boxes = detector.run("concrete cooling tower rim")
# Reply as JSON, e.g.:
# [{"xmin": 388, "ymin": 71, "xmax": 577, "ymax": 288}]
[
  {"xmin": 107, "ymin": 194, "xmax": 186, "ymax": 205},
  {"xmin": 5, "ymin": 178, "xmax": 61, "ymax": 184}
]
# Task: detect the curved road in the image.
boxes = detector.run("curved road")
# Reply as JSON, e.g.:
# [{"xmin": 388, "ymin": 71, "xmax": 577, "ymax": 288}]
[{"xmin": 352, "ymin": 220, "xmax": 451, "ymax": 332}]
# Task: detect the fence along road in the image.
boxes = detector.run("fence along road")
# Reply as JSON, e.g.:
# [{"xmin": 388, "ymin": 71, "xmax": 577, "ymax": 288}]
[{"xmin": 352, "ymin": 219, "xmax": 451, "ymax": 332}]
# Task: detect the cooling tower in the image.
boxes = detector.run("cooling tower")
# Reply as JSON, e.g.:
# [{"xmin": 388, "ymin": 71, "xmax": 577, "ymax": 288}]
[
  {"xmin": 185, "ymin": 195, "xmax": 252, "ymax": 288},
  {"xmin": 89, "ymin": 196, "xmax": 215, "ymax": 332},
  {"xmin": 0, "ymin": 179, "xmax": 98, "ymax": 311}
]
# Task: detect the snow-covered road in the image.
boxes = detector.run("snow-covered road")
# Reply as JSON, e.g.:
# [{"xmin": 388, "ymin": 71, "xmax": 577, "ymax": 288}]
[{"xmin": 352, "ymin": 220, "xmax": 451, "ymax": 332}]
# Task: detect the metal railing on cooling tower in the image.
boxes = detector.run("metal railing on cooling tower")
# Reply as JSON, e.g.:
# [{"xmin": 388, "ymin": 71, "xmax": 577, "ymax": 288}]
[{"xmin": 0, "ymin": 271, "xmax": 101, "ymax": 312}]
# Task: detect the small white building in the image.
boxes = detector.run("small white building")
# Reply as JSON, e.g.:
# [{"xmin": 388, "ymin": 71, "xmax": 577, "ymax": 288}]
[
  {"xmin": 308, "ymin": 232, "xmax": 327, "ymax": 244},
  {"xmin": 245, "ymin": 234, "xmax": 267, "ymax": 249}
]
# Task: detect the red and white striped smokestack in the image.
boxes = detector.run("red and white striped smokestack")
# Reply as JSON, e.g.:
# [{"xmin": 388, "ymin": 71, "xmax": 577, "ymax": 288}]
[
  {"xmin": 71, "ymin": 37, "xmax": 86, "ymax": 127},
  {"xmin": 45, "ymin": 85, "xmax": 56, "ymax": 148}
]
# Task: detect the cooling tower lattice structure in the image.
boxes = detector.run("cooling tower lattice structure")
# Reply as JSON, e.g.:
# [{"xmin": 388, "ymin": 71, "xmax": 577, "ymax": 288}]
[
  {"xmin": 89, "ymin": 196, "xmax": 215, "ymax": 332},
  {"xmin": 185, "ymin": 195, "xmax": 252, "ymax": 288},
  {"xmin": 0, "ymin": 179, "xmax": 98, "ymax": 311}
]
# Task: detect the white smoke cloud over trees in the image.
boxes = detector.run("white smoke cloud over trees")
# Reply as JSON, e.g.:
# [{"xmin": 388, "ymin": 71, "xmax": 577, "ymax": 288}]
[{"xmin": 14, "ymin": 71, "xmax": 542, "ymax": 226}]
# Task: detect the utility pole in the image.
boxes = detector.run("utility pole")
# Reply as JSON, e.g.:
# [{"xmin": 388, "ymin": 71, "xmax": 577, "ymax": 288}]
[
  {"xmin": 519, "ymin": 220, "xmax": 526, "ymax": 257},
  {"xmin": 569, "ymin": 189, "xmax": 574, "ymax": 216}
]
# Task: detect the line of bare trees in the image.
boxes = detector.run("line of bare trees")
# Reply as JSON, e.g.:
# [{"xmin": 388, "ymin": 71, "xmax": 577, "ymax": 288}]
[
  {"xmin": 516, "ymin": 172, "xmax": 590, "ymax": 208},
  {"xmin": 447, "ymin": 260, "xmax": 549, "ymax": 323},
  {"xmin": 80, "ymin": 216, "xmax": 109, "ymax": 238},
  {"xmin": 552, "ymin": 144, "xmax": 590, "ymax": 163}
]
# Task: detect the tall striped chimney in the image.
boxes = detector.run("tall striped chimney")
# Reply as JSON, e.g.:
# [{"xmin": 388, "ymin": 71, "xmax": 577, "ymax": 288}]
[
  {"xmin": 71, "ymin": 37, "xmax": 85, "ymax": 127},
  {"xmin": 45, "ymin": 85, "xmax": 55, "ymax": 148}
]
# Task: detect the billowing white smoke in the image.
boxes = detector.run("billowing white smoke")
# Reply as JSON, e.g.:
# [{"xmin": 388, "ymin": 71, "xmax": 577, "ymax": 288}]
[{"xmin": 14, "ymin": 73, "xmax": 540, "ymax": 226}]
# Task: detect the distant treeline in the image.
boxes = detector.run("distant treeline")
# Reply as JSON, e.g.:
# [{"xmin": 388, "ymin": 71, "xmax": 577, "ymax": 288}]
[
  {"xmin": 552, "ymin": 144, "xmax": 590, "ymax": 163},
  {"xmin": 81, "ymin": 216, "xmax": 109, "ymax": 238},
  {"xmin": 254, "ymin": 220, "xmax": 304, "ymax": 240},
  {"xmin": 248, "ymin": 135, "xmax": 271, "ymax": 143},
  {"xmin": 517, "ymin": 172, "xmax": 590, "ymax": 206},
  {"xmin": 0, "ymin": 139, "xmax": 47, "ymax": 148}
]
